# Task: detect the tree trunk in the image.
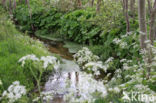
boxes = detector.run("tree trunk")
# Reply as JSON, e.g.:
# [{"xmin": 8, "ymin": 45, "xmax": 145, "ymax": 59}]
[
  {"xmin": 96, "ymin": 0, "xmax": 101, "ymax": 14},
  {"xmin": 91, "ymin": 0, "xmax": 94, "ymax": 7},
  {"xmin": 149, "ymin": 0, "xmax": 156, "ymax": 44},
  {"xmin": 155, "ymin": 26, "xmax": 156, "ymax": 40},
  {"xmin": 130, "ymin": 0, "xmax": 135, "ymax": 11},
  {"xmin": 123, "ymin": 0, "xmax": 130, "ymax": 32},
  {"xmin": 77, "ymin": 0, "xmax": 82, "ymax": 7},
  {"xmin": 2, "ymin": 0, "xmax": 6, "ymax": 7},
  {"xmin": 130, "ymin": 0, "xmax": 135, "ymax": 19},
  {"xmin": 25, "ymin": 0, "xmax": 28, "ymax": 4},
  {"xmin": 9, "ymin": 0, "xmax": 13, "ymax": 14},
  {"xmin": 147, "ymin": 0, "xmax": 152, "ymax": 14},
  {"xmin": 138, "ymin": 0, "xmax": 147, "ymax": 49},
  {"xmin": 13, "ymin": 0, "xmax": 16, "ymax": 9}
]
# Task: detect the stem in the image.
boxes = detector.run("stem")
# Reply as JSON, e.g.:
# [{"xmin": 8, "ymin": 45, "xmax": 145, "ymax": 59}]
[{"xmin": 29, "ymin": 63, "xmax": 43, "ymax": 103}]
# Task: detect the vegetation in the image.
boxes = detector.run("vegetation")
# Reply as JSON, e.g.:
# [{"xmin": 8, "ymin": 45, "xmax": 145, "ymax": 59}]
[
  {"xmin": 0, "ymin": 6, "xmax": 59, "ymax": 102},
  {"xmin": 0, "ymin": 0, "xmax": 156, "ymax": 103}
]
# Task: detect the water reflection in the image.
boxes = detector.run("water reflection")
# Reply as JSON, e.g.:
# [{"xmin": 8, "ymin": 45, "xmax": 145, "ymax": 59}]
[{"xmin": 44, "ymin": 59, "xmax": 80, "ymax": 103}]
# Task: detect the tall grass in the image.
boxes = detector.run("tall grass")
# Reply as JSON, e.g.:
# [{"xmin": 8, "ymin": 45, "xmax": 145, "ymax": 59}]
[{"xmin": 0, "ymin": 6, "xmax": 50, "ymax": 91}]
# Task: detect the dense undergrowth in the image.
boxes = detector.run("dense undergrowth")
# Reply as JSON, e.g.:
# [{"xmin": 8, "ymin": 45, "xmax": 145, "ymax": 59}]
[{"xmin": 13, "ymin": 0, "xmax": 140, "ymax": 70}]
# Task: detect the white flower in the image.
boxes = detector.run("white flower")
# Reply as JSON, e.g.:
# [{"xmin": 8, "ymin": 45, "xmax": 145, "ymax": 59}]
[
  {"xmin": 94, "ymin": 70, "xmax": 100, "ymax": 76},
  {"xmin": 12, "ymin": 81, "xmax": 20, "ymax": 85},
  {"xmin": 2, "ymin": 91, "xmax": 7, "ymax": 97},
  {"xmin": 120, "ymin": 59, "xmax": 127, "ymax": 63},
  {"xmin": 113, "ymin": 38, "xmax": 121, "ymax": 44},
  {"xmin": 2, "ymin": 81, "xmax": 26, "ymax": 103},
  {"xmin": 84, "ymin": 61, "xmax": 107, "ymax": 75},
  {"xmin": 120, "ymin": 42, "xmax": 127, "ymax": 49},
  {"xmin": 18, "ymin": 54, "xmax": 39, "ymax": 66},
  {"xmin": 18, "ymin": 54, "xmax": 60, "ymax": 70},
  {"xmin": 33, "ymin": 91, "xmax": 54, "ymax": 102},
  {"xmin": 105, "ymin": 57, "xmax": 114, "ymax": 63},
  {"xmin": 113, "ymin": 87, "xmax": 120, "ymax": 93},
  {"xmin": 73, "ymin": 47, "xmax": 99, "ymax": 66},
  {"xmin": 40, "ymin": 56, "xmax": 60, "ymax": 69}
]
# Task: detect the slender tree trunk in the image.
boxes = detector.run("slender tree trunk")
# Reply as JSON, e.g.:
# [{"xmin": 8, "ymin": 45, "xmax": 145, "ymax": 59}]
[
  {"xmin": 138, "ymin": 0, "xmax": 147, "ymax": 49},
  {"xmin": 130, "ymin": 0, "xmax": 135, "ymax": 19},
  {"xmin": 130, "ymin": 0, "xmax": 135, "ymax": 11},
  {"xmin": 91, "ymin": 0, "xmax": 94, "ymax": 7},
  {"xmin": 123, "ymin": 0, "xmax": 130, "ymax": 32},
  {"xmin": 147, "ymin": 0, "xmax": 152, "ymax": 14},
  {"xmin": 155, "ymin": 26, "xmax": 156, "ymax": 40},
  {"xmin": 2, "ymin": 0, "xmax": 6, "ymax": 7},
  {"xmin": 149, "ymin": 0, "xmax": 156, "ymax": 44},
  {"xmin": 96, "ymin": 0, "xmax": 101, "ymax": 14},
  {"xmin": 13, "ymin": 0, "xmax": 16, "ymax": 9},
  {"xmin": 9, "ymin": 0, "xmax": 13, "ymax": 14},
  {"xmin": 25, "ymin": 0, "xmax": 28, "ymax": 4},
  {"xmin": 77, "ymin": 0, "xmax": 82, "ymax": 7}
]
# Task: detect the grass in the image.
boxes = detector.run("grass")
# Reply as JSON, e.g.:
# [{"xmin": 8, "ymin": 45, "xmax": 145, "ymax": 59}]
[{"xmin": 0, "ymin": 7, "xmax": 51, "ymax": 91}]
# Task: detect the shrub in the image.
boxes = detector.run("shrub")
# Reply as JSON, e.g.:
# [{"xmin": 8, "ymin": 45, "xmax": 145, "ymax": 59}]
[
  {"xmin": 14, "ymin": 0, "xmax": 63, "ymax": 35},
  {"xmin": 60, "ymin": 8, "xmax": 103, "ymax": 44}
]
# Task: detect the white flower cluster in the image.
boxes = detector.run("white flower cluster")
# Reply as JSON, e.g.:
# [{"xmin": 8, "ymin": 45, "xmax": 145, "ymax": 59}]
[
  {"xmin": 84, "ymin": 57, "xmax": 114, "ymax": 76},
  {"xmin": 41, "ymin": 56, "xmax": 60, "ymax": 69},
  {"xmin": 18, "ymin": 54, "xmax": 60, "ymax": 70},
  {"xmin": 73, "ymin": 47, "xmax": 99, "ymax": 66},
  {"xmin": 63, "ymin": 72, "xmax": 107, "ymax": 103},
  {"xmin": 113, "ymin": 38, "xmax": 127, "ymax": 49},
  {"xmin": 18, "ymin": 54, "xmax": 39, "ymax": 67},
  {"xmin": 140, "ymin": 41, "xmax": 156, "ymax": 83},
  {"xmin": 108, "ymin": 87, "xmax": 120, "ymax": 93},
  {"xmin": 74, "ymin": 47, "xmax": 114, "ymax": 76},
  {"xmin": 113, "ymin": 32, "xmax": 138, "ymax": 49},
  {"xmin": 2, "ymin": 81, "xmax": 26, "ymax": 103},
  {"xmin": 84, "ymin": 61, "xmax": 103, "ymax": 76},
  {"xmin": 107, "ymin": 55, "xmax": 156, "ymax": 96},
  {"xmin": 33, "ymin": 91, "xmax": 54, "ymax": 102}
]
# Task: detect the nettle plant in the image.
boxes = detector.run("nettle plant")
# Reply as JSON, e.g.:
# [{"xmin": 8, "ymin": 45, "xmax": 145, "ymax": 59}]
[{"xmin": 18, "ymin": 54, "xmax": 60, "ymax": 102}]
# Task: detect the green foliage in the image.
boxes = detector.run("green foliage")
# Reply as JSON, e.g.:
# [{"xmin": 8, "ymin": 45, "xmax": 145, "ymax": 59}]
[
  {"xmin": 0, "ymin": 7, "xmax": 50, "ymax": 94},
  {"xmin": 89, "ymin": 31, "xmax": 140, "ymax": 70},
  {"xmin": 14, "ymin": 0, "xmax": 139, "ymax": 46},
  {"xmin": 14, "ymin": 0, "xmax": 63, "ymax": 35},
  {"xmin": 60, "ymin": 8, "xmax": 102, "ymax": 44}
]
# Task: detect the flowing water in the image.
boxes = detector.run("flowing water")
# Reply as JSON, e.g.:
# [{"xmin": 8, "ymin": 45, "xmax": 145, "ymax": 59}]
[
  {"xmin": 35, "ymin": 37, "xmax": 107, "ymax": 103},
  {"xmin": 33, "ymin": 37, "xmax": 81, "ymax": 103},
  {"xmin": 44, "ymin": 59, "xmax": 80, "ymax": 103}
]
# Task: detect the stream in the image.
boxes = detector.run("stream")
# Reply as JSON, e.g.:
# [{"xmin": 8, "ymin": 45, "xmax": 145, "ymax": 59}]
[
  {"xmin": 34, "ymin": 37, "xmax": 107, "ymax": 103},
  {"xmin": 40, "ymin": 38, "xmax": 80, "ymax": 103}
]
